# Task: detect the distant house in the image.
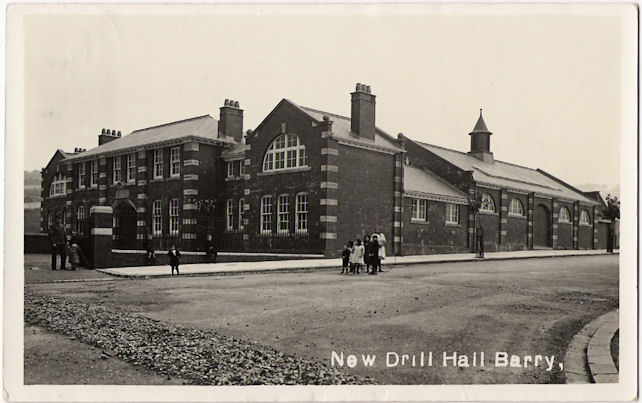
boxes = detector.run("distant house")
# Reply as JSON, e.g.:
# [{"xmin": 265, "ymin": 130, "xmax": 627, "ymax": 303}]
[{"xmin": 40, "ymin": 84, "xmax": 604, "ymax": 265}]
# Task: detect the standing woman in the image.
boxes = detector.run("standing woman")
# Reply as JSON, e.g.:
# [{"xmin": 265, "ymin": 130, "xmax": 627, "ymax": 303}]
[{"xmin": 362, "ymin": 235, "xmax": 371, "ymax": 273}]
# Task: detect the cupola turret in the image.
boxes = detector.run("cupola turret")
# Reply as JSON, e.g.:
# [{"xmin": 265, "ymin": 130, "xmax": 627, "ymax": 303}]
[{"xmin": 468, "ymin": 109, "xmax": 493, "ymax": 163}]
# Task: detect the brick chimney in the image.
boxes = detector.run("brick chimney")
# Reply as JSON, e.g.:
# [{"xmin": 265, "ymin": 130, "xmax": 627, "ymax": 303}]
[
  {"xmin": 468, "ymin": 109, "xmax": 494, "ymax": 163},
  {"xmin": 98, "ymin": 128, "xmax": 121, "ymax": 146},
  {"xmin": 219, "ymin": 99, "xmax": 244, "ymax": 143},
  {"xmin": 351, "ymin": 83, "xmax": 376, "ymax": 141}
]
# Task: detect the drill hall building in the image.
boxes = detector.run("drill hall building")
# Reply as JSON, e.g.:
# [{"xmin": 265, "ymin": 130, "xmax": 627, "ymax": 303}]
[{"xmin": 39, "ymin": 84, "xmax": 604, "ymax": 267}]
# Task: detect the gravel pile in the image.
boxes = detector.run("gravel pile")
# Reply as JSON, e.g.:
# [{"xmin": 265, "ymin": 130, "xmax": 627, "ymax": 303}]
[{"xmin": 24, "ymin": 292, "xmax": 374, "ymax": 385}]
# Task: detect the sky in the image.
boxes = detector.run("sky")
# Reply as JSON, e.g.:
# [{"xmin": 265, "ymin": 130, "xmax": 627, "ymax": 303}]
[{"xmin": 22, "ymin": 5, "xmax": 625, "ymax": 189}]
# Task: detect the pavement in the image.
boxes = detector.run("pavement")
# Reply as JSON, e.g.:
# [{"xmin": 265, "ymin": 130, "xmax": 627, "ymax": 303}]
[
  {"xmin": 564, "ymin": 309, "xmax": 619, "ymax": 384},
  {"xmin": 97, "ymin": 249, "xmax": 618, "ymax": 278}
]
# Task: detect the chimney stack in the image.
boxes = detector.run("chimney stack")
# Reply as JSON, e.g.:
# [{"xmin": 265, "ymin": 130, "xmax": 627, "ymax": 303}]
[
  {"xmin": 98, "ymin": 127, "xmax": 121, "ymax": 146},
  {"xmin": 351, "ymin": 83, "xmax": 376, "ymax": 141},
  {"xmin": 219, "ymin": 99, "xmax": 244, "ymax": 143},
  {"xmin": 468, "ymin": 109, "xmax": 494, "ymax": 163}
]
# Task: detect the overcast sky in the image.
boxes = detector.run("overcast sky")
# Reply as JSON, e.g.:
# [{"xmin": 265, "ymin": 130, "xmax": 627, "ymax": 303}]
[{"xmin": 22, "ymin": 5, "xmax": 625, "ymax": 189}]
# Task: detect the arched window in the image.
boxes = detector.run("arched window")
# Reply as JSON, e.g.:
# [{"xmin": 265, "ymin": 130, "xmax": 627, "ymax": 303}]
[
  {"xmin": 49, "ymin": 172, "xmax": 66, "ymax": 196},
  {"xmin": 580, "ymin": 210, "xmax": 591, "ymax": 225},
  {"xmin": 479, "ymin": 193, "xmax": 496, "ymax": 213},
  {"xmin": 263, "ymin": 133, "xmax": 307, "ymax": 172},
  {"xmin": 559, "ymin": 207, "xmax": 571, "ymax": 223},
  {"xmin": 508, "ymin": 198, "xmax": 524, "ymax": 216}
]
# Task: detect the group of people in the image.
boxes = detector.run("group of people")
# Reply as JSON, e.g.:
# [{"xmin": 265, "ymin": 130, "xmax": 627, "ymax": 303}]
[
  {"xmin": 48, "ymin": 217, "xmax": 87, "ymax": 271},
  {"xmin": 341, "ymin": 232, "xmax": 386, "ymax": 275}
]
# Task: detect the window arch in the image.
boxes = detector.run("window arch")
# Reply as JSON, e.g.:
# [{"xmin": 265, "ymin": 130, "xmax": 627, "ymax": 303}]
[
  {"xmin": 263, "ymin": 133, "xmax": 307, "ymax": 172},
  {"xmin": 49, "ymin": 172, "xmax": 66, "ymax": 196},
  {"xmin": 580, "ymin": 209, "xmax": 591, "ymax": 225},
  {"xmin": 479, "ymin": 193, "xmax": 496, "ymax": 213},
  {"xmin": 559, "ymin": 207, "xmax": 571, "ymax": 223},
  {"xmin": 508, "ymin": 198, "xmax": 524, "ymax": 216}
]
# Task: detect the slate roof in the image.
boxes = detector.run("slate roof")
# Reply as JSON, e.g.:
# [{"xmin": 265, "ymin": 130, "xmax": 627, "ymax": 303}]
[
  {"xmin": 65, "ymin": 115, "xmax": 235, "ymax": 161},
  {"xmin": 417, "ymin": 142, "xmax": 598, "ymax": 204},
  {"xmin": 285, "ymin": 100, "xmax": 404, "ymax": 153},
  {"xmin": 403, "ymin": 165, "xmax": 468, "ymax": 204}
]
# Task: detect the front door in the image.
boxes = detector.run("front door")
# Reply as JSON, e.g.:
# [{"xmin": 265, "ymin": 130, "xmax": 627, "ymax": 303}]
[{"xmin": 533, "ymin": 204, "xmax": 551, "ymax": 248}]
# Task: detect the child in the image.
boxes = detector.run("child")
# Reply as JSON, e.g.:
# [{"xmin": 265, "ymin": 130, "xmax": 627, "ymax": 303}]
[
  {"xmin": 353, "ymin": 239, "xmax": 365, "ymax": 274},
  {"xmin": 341, "ymin": 243, "xmax": 351, "ymax": 274},
  {"xmin": 167, "ymin": 244, "xmax": 182, "ymax": 276},
  {"xmin": 66, "ymin": 238, "xmax": 86, "ymax": 271},
  {"xmin": 346, "ymin": 240, "xmax": 355, "ymax": 274}
]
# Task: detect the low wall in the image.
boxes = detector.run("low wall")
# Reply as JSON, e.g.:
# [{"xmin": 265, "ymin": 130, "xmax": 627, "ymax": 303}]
[{"xmin": 25, "ymin": 233, "xmax": 51, "ymax": 254}]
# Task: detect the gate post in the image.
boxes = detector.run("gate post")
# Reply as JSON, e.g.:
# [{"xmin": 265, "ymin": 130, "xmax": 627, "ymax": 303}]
[{"xmin": 90, "ymin": 205, "xmax": 113, "ymax": 268}]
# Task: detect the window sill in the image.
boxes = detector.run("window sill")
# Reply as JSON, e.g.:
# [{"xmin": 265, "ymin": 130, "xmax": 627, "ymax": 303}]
[
  {"xmin": 579, "ymin": 223, "xmax": 592, "ymax": 227},
  {"xmin": 558, "ymin": 220, "xmax": 572, "ymax": 225},
  {"xmin": 258, "ymin": 166, "xmax": 311, "ymax": 176},
  {"xmin": 410, "ymin": 218, "xmax": 429, "ymax": 225},
  {"xmin": 445, "ymin": 222, "xmax": 461, "ymax": 227},
  {"xmin": 150, "ymin": 177, "xmax": 180, "ymax": 183},
  {"xmin": 508, "ymin": 214, "xmax": 527, "ymax": 220},
  {"xmin": 225, "ymin": 176, "xmax": 243, "ymax": 182}
]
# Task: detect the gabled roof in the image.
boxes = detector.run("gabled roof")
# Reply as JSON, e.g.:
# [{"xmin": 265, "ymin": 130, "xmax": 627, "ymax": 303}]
[
  {"xmin": 283, "ymin": 99, "xmax": 404, "ymax": 153},
  {"xmin": 416, "ymin": 141, "xmax": 597, "ymax": 204},
  {"xmin": 64, "ymin": 115, "xmax": 235, "ymax": 162},
  {"xmin": 44, "ymin": 149, "xmax": 75, "ymax": 171},
  {"xmin": 404, "ymin": 165, "xmax": 468, "ymax": 204}
]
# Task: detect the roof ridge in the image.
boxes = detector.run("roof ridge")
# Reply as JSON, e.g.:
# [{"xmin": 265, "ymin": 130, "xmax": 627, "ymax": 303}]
[
  {"xmin": 418, "ymin": 141, "xmax": 539, "ymax": 172},
  {"xmin": 132, "ymin": 114, "xmax": 213, "ymax": 134},
  {"xmin": 299, "ymin": 105, "xmax": 350, "ymax": 121}
]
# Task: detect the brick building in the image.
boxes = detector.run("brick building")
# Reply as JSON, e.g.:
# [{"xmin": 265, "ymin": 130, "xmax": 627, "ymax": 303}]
[{"xmin": 39, "ymin": 84, "xmax": 603, "ymax": 267}]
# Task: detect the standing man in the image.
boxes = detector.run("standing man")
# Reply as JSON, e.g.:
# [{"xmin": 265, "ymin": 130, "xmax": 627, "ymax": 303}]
[
  {"xmin": 48, "ymin": 215, "xmax": 67, "ymax": 270},
  {"xmin": 368, "ymin": 235, "xmax": 380, "ymax": 275},
  {"xmin": 476, "ymin": 226, "xmax": 485, "ymax": 258}
]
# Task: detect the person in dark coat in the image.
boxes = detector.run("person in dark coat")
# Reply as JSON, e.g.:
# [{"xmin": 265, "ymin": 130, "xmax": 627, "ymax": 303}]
[
  {"xmin": 167, "ymin": 244, "xmax": 181, "ymax": 275},
  {"xmin": 145, "ymin": 235, "xmax": 156, "ymax": 265},
  {"xmin": 367, "ymin": 236, "xmax": 380, "ymax": 275},
  {"xmin": 48, "ymin": 216, "xmax": 67, "ymax": 270},
  {"xmin": 205, "ymin": 234, "xmax": 217, "ymax": 263},
  {"xmin": 341, "ymin": 243, "xmax": 351, "ymax": 274}
]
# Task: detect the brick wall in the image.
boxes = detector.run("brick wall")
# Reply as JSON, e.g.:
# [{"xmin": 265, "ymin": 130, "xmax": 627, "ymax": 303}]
[
  {"xmin": 401, "ymin": 197, "xmax": 468, "ymax": 255},
  {"xmin": 335, "ymin": 144, "xmax": 395, "ymax": 257}
]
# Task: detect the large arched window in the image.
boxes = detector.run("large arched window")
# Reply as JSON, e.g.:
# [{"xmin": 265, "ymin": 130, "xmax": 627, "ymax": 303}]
[
  {"xmin": 479, "ymin": 193, "xmax": 496, "ymax": 213},
  {"xmin": 508, "ymin": 198, "xmax": 524, "ymax": 216},
  {"xmin": 49, "ymin": 172, "xmax": 66, "ymax": 196},
  {"xmin": 580, "ymin": 210, "xmax": 591, "ymax": 225},
  {"xmin": 263, "ymin": 133, "xmax": 307, "ymax": 172},
  {"xmin": 559, "ymin": 207, "xmax": 571, "ymax": 223}
]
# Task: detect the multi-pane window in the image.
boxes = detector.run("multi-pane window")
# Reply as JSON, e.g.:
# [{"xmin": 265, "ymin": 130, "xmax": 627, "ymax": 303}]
[
  {"xmin": 152, "ymin": 200, "xmax": 162, "ymax": 235},
  {"xmin": 47, "ymin": 212, "xmax": 54, "ymax": 229},
  {"xmin": 113, "ymin": 156, "xmax": 122, "ymax": 184},
  {"xmin": 170, "ymin": 147, "xmax": 180, "ymax": 177},
  {"xmin": 127, "ymin": 154, "xmax": 136, "ymax": 182},
  {"xmin": 479, "ymin": 193, "xmax": 496, "ymax": 213},
  {"xmin": 238, "ymin": 198, "xmax": 245, "ymax": 231},
  {"xmin": 153, "ymin": 149, "xmax": 163, "ymax": 179},
  {"xmin": 559, "ymin": 207, "xmax": 571, "ymax": 223},
  {"xmin": 49, "ymin": 172, "xmax": 66, "ymax": 196},
  {"xmin": 580, "ymin": 210, "xmax": 591, "ymax": 225},
  {"xmin": 226, "ymin": 199, "xmax": 234, "ymax": 230},
  {"xmin": 446, "ymin": 203, "xmax": 459, "ymax": 224},
  {"xmin": 227, "ymin": 161, "xmax": 237, "ymax": 178},
  {"xmin": 295, "ymin": 193, "xmax": 308, "ymax": 234},
  {"xmin": 76, "ymin": 205, "xmax": 86, "ymax": 235},
  {"xmin": 261, "ymin": 195, "xmax": 272, "ymax": 234},
  {"xmin": 169, "ymin": 199, "xmax": 180, "ymax": 236},
  {"xmin": 277, "ymin": 195, "xmax": 289, "ymax": 234},
  {"xmin": 411, "ymin": 198, "xmax": 427, "ymax": 221},
  {"xmin": 77, "ymin": 163, "xmax": 85, "ymax": 189},
  {"xmin": 262, "ymin": 134, "xmax": 307, "ymax": 172},
  {"xmin": 239, "ymin": 161, "xmax": 246, "ymax": 177},
  {"xmin": 90, "ymin": 160, "xmax": 98, "ymax": 186},
  {"xmin": 508, "ymin": 198, "xmax": 524, "ymax": 216}
]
